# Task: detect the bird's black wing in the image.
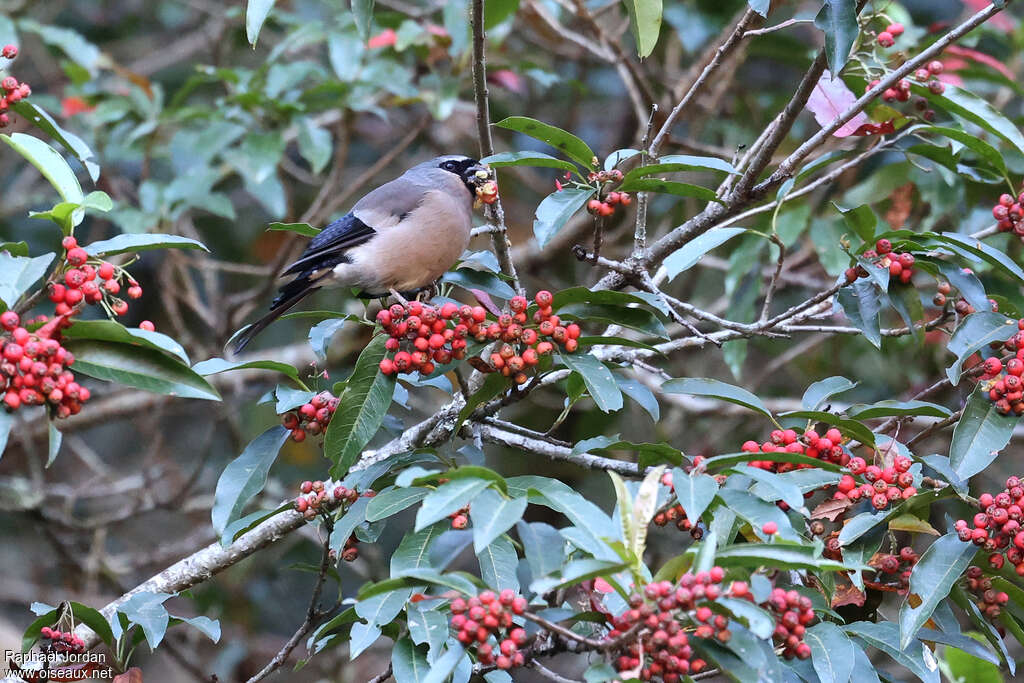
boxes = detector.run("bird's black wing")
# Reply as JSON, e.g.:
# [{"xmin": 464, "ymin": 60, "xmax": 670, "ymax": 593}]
[{"xmin": 282, "ymin": 212, "xmax": 376, "ymax": 275}]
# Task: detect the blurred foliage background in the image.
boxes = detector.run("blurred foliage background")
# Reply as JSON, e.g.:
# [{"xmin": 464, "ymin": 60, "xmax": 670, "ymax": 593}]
[{"xmin": 1, "ymin": 0, "xmax": 1023, "ymax": 680}]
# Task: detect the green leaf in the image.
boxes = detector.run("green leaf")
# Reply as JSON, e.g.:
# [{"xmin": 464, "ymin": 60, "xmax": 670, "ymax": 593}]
[
  {"xmin": 915, "ymin": 83, "xmax": 1024, "ymax": 158},
  {"xmin": 551, "ymin": 287, "xmax": 657, "ymax": 310},
  {"xmin": 441, "ymin": 268, "xmax": 516, "ymax": 299},
  {"xmin": 927, "ymin": 232, "xmax": 1024, "ymax": 285},
  {"xmin": 407, "ymin": 603, "xmax": 448, "ymax": 656},
  {"xmin": 736, "ymin": 465, "xmax": 805, "ymax": 511},
  {"xmin": 484, "ymin": 0, "xmax": 519, "ymax": 30},
  {"xmin": 210, "ymin": 426, "xmax": 289, "ymax": 534},
  {"xmin": 899, "ymin": 534, "xmax": 978, "ymax": 649},
  {"xmin": 480, "ymin": 151, "xmax": 577, "ymax": 172},
  {"xmin": 470, "ymin": 489, "xmax": 527, "ymax": 553},
  {"xmin": 326, "ymin": 336, "xmax": 395, "ymax": 478},
  {"xmin": 117, "ymin": 592, "xmax": 172, "ymax": 650},
  {"xmin": 942, "ymin": 633, "xmax": 1003, "ymax": 683},
  {"xmin": 670, "ymin": 469, "xmax": 718, "ymax": 524},
  {"xmin": 174, "ymin": 615, "xmax": 221, "ymax": 643},
  {"xmin": 414, "ymin": 478, "xmax": 490, "ymax": 531},
  {"xmin": 558, "ymin": 302, "xmax": 667, "ymax": 338},
  {"xmin": 11, "ymin": 101, "xmax": 100, "ymax": 181},
  {"xmin": 836, "ymin": 278, "xmax": 882, "ymax": 348},
  {"xmin": 366, "ymin": 486, "xmax": 429, "ymax": 522},
  {"xmin": 838, "ymin": 204, "xmax": 877, "ymax": 244},
  {"xmin": 702, "ymin": 450, "xmax": 844, "ymax": 473},
  {"xmin": 712, "ymin": 542, "xmax": 851, "ymax": 571},
  {"xmin": 455, "ymin": 372, "xmax": 507, "ymax": 432},
  {"xmin": 69, "ymin": 602, "xmax": 114, "ymax": 647},
  {"xmin": 0, "ymin": 252, "xmax": 54, "ymax": 309},
  {"xmin": 933, "ymin": 260, "xmax": 989, "ymax": 314},
  {"xmin": 661, "ymin": 227, "xmax": 747, "ymax": 282},
  {"xmin": 715, "ymin": 489, "xmax": 798, "ymax": 541},
  {"xmin": 623, "ymin": 0, "xmax": 663, "ymax": 58},
  {"xmin": 716, "ymin": 597, "xmax": 774, "ymax": 639},
  {"xmin": 63, "ymin": 319, "xmax": 190, "ymax": 364},
  {"xmin": 353, "ymin": 0, "xmax": 376, "ymax": 42},
  {"xmin": 616, "ymin": 177, "xmax": 719, "ymax": 203},
  {"xmin": 46, "ymin": 421, "xmax": 61, "ymax": 467},
  {"xmin": 802, "ymin": 376, "xmax": 857, "ymax": 410},
  {"xmin": 83, "ymin": 233, "xmax": 208, "ymax": 256},
  {"xmin": 623, "ymin": 155, "xmax": 737, "ymax": 182},
  {"xmin": 529, "ymin": 558, "xmax": 630, "ymax": 595},
  {"xmin": 1, "ymin": 133, "xmax": 83, "ymax": 203},
  {"xmin": 393, "ymin": 636, "xmax": 429, "ymax": 682},
  {"xmin": 949, "ymin": 386, "xmax": 1017, "ymax": 480},
  {"xmin": 661, "ymin": 377, "xmax": 773, "ymax": 420},
  {"xmin": 814, "ymin": 0, "xmax": 858, "ymax": 74},
  {"xmin": 297, "ymin": 118, "xmax": 332, "ymax": 175},
  {"xmin": 806, "ymin": 621, "xmax": 856, "ymax": 683},
  {"xmin": 246, "ymin": 0, "xmax": 277, "ymax": 46},
  {"xmin": 220, "ymin": 505, "xmax": 289, "ymax": 546},
  {"xmin": 192, "ymin": 357, "xmax": 302, "ymax": 386},
  {"xmin": 267, "ymin": 221, "xmax": 319, "ymax": 237},
  {"xmin": 847, "ymin": 400, "xmax": 952, "ymax": 420},
  {"xmin": 846, "ymin": 621, "xmax": 940, "ymax": 683},
  {"xmin": 63, "ymin": 339, "xmax": 220, "ymax": 400},
  {"xmin": 560, "ymin": 352, "xmax": 623, "ymax": 412},
  {"xmin": 477, "ymin": 534, "xmax": 520, "ymax": 592},
  {"xmin": 918, "ymin": 125, "xmax": 1007, "ymax": 176},
  {"xmin": 532, "ymin": 187, "xmax": 594, "ymax": 248},
  {"xmin": 391, "ymin": 525, "xmax": 442, "ymax": 573},
  {"xmin": 945, "ymin": 312, "xmax": 1016, "ymax": 384},
  {"xmin": 517, "ymin": 521, "xmax": 565, "ymax": 578},
  {"xmin": 495, "ymin": 117, "xmax": 596, "ymax": 168}
]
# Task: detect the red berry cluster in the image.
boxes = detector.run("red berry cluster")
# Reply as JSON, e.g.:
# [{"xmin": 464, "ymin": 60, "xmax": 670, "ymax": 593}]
[
  {"xmin": 586, "ymin": 169, "xmax": 623, "ymax": 184},
  {"xmin": 281, "ymin": 391, "xmax": 339, "ymax": 441},
  {"xmin": 844, "ymin": 239, "xmax": 917, "ymax": 286},
  {"xmin": 1, "ymin": 311, "xmax": 90, "ymax": 417},
  {"xmin": 652, "ymin": 469, "xmax": 710, "ymax": 538},
  {"xmin": 586, "ymin": 191, "xmax": 632, "ymax": 218},
  {"xmin": 963, "ymin": 567, "xmax": 1009, "ymax": 622},
  {"xmin": 450, "ymin": 590, "xmax": 529, "ymax": 670},
  {"xmin": 607, "ymin": 571, "xmax": 739, "ymax": 681},
  {"xmin": 954, "ymin": 476, "xmax": 1024, "ymax": 573},
  {"xmin": 838, "ymin": 455, "xmax": 917, "ymax": 510},
  {"xmin": 876, "ymin": 22, "xmax": 903, "ymax": 48},
  {"xmin": 978, "ymin": 321, "xmax": 1024, "ymax": 416},
  {"xmin": 52, "ymin": 236, "xmax": 143, "ymax": 318},
  {"xmin": 994, "ymin": 191, "xmax": 1024, "ymax": 242},
  {"xmin": 865, "ymin": 547, "xmax": 918, "ymax": 591},
  {"xmin": 0, "ymin": 44, "xmax": 27, "ymax": 129},
  {"xmin": 376, "ymin": 301, "xmax": 474, "ymax": 377},
  {"xmin": 480, "ymin": 292, "xmax": 580, "ymax": 384},
  {"xmin": 741, "ymin": 427, "xmax": 850, "ymax": 473},
  {"xmin": 475, "ymin": 180, "xmax": 499, "ymax": 205},
  {"xmin": 760, "ymin": 588, "xmax": 815, "ymax": 660},
  {"xmin": 448, "ymin": 504, "xmax": 470, "ymax": 529},
  {"xmin": 39, "ymin": 627, "xmax": 85, "ymax": 654}
]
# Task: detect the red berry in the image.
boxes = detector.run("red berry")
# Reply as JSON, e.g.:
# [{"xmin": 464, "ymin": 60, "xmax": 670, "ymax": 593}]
[
  {"xmin": 66, "ymin": 247, "xmax": 88, "ymax": 266},
  {"xmin": 877, "ymin": 31, "xmax": 895, "ymax": 47},
  {"xmin": 139, "ymin": 320, "xmax": 155, "ymax": 332},
  {"xmin": 886, "ymin": 22, "xmax": 904, "ymax": 37},
  {"xmin": 1, "ymin": 45, "xmax": 17, "ymax": 59},
  {"xmin": 762, "ymin": 521, "xmax": 778, "ymax": 535},
  {"xmin": 0, "ymin": 311, "xmax": 18, "ymax": 331}
]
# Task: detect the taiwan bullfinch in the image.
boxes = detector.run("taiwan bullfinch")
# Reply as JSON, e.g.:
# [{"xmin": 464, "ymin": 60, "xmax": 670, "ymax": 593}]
[{"xmin": 234, "ymin": 155, "xmax": 493, "ymax": 351}]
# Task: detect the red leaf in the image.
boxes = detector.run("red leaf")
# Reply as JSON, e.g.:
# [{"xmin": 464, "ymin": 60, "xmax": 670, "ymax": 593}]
[
  {"xmin": 60, "ymin": 96, "xmax": 94, "ymax": 118},
  {"xmin": 807, "ymin": 71, "xmax": 872, "ymax": 138},
  {"xmin": 470, "ymin": 289, "xmax": 502, "ymax": 316},
  {"xmin": 962, "ymin": 0, "xmax": 1015, "ymax": 33},
  {"xmin": 488, "ymin": 69, "xmax": 526, "ymax": 94},
  {"xmin": 831, "ymin": 582, "xmax": 866, "ymax": 608}
]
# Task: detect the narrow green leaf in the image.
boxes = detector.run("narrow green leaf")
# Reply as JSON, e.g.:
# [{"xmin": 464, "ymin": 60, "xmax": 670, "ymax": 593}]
[
  {"xmin": 414, "ymin": 478, "xmax": 490, "ymax": 531},
  {"xmin": 1, "ymin": 133, "xmax": 83, "ymax": 203},
  {"xmin": 83, "ymin": 233, "xmax": 208, "ymax": 256},
  {"xmin": 192, "ymin": 357, "xmax": 302, "ymax": 386},
  {"xmin": 623, "ymin": 0, "xmax": 663, "ymax": 58},
  {"xmin": 353, "ymin": 0, "xmax": 376, "ymax": 42},
  {"xmin": 210, "ymin": 426, "xmax": 289, "ymax": 534},
  {"xmin": 11, "ymin": 101, "xmax": 100, "ymax": 181},
  {"xmin": 661, "ymin": 227, "xmax": 746, "ymax": 282},
  {"xmin": 480, "ymin": 151, "xmax": 577, "ymax": 172},
  {"xmin": 0, "ymin": 252, "xmax": 54, "ymax": 309},
  {"xmin": 802, "ymin": 376, "xmax": 857, "ymax": 411},
  {"xmin": 267, "ymin": 221, "xmax": 319, "ymax": 237},
  {"xmin": 560, "ymin": 352, "xmax": 623, "ymax": 412},
  {"xmin": 532, "ymin": 187, "xmax": 594, "ymax": 248},
  {"xmin": 326, "ymin": 336, "xmax": 395, "ymax": 478},
  {"xmin": 670, "ymin": 469, "xmax": 718, "ymax": 524},
  {"xmin": 366, "ymin": 486, "xmax": 429, "ymax": 522},
  {"xmin": 847, "ymin": 400, "xmax": 952, "ymax": 420},
  {"xmin": 246, "ymin": 0, "xmax": 277, "ymax": 46},
  {"xmin": 661, "ymin": 377, "xmax": 773, "ymax": 420},
  {"xmin": 918, "ymin": 125, "xmax": 1007, "ymax": 176},
  {"xmin": 46, "ymin": 421, "xmax": 61, "ymax": 467},
  {"xmin": 477, "ymin": 534, "xmax": 520, "ymax": 592},
  {"xmin": 495, "ymin": 117, "xmax": 596, "ymax": 168},
  {"xmin": 845, "ymin": 621, "xmax": 940, "ymax": 683},
  {"xmin": 949, "ymin": 386, "xmax": 1017, "ymax": 480},
  {"xmin": 814, "ymin": 0, "xmax": 858, "ymax": 74},
  {"xmin": 914, "ymin": 83, "xmax": 1024, "ymax": 158},
  {"xmin": 617, "ymin": 177, "xmax": 719, "ymax": 202},
  {"xmin": 836, "ymin": 278, "xmax": 882, "ymax": 348},
  {"xmin": 392, "ymin": 637, "xmax": 429, "ymax": 682},
  {"xmin": 64, "ymin": 319, "xmax": 190, "ymax": 365},
  {"xmin": 64, "ymin": 339, "xmax": 220, "ymax": 400}
]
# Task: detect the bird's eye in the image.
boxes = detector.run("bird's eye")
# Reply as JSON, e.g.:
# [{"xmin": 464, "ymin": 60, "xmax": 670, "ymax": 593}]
[{"xmin": 442, "ymin": 160, "xmax": 457, "ymax": 170}]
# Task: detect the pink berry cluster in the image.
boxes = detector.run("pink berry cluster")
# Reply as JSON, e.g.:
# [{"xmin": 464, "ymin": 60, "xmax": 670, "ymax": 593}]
[
  {"xmin": 994, "ymin": 191, "xmax": 1024, "ymax": 242},
  {"xmin": 954, "ymin": 476, "xmax": 1024, "ymax": 573},
  {"xmin": 760, "ymin": 587, "xmax": 815, "ymax": 660},
  {"xmin": 741, "ymin": 426, "xmax": 850, "ymax": 473},
  {"xmin": 978, "ymin": 321, "xmax": 1024, "ymax": 416},
  {"xmin": 52, "ymin": 236, "xmax": 143, "ymax": 318},
  {"xmin": 844, "ymin": 239, "xmax": 917, "ymax": 286},
  {"xmin": 963, "ymin": 567, "xmax": 1009, "ymax": 622},
  {"xmin": 876, "ymin": 21, "xmax": 904, "ymax": 48},
  {"xmin": 587, "ymin": 190, "xmax": 632, "ymax": 218},
  {"xmin": 39, "ymin": 627, "xmax": 85, "ymax": 654},
  {"xmin": 0, "ymin": 44, "xmax": 27, "ymax": 128},
  {"xmin": 293, "ymin": 479, "xmax": 366, "ymax": 519},
  {"xmin": 450, "ymin": 590, "xmax": 529, "ymax": 670},
  {"xmin": 281, "ymin": 391, "xmax": 340, "ymax": 442},
  {"xmin": 1, "ymin": 311, "xmax": 90, "ymax": 417},
  {"xmin": 837, "ymin": 455, "xmax": 917, "ymax": 510}
]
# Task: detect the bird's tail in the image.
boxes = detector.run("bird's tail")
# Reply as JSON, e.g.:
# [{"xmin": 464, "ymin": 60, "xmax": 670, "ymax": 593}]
[{"xmin": 232, "ymin": 273, "xmax": 321, "ymax": 353}]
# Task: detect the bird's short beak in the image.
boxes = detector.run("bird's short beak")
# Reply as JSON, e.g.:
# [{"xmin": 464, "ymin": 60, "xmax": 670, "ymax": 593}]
[{"xmin": 468, "ymin": 164, "xmax": 492, "ymax": 184}]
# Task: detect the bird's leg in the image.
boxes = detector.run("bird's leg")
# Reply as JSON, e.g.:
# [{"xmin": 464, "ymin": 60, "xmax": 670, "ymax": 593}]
[{"xmin": 388, "ymin": 288, "xmax": 410, "ymax": 307}]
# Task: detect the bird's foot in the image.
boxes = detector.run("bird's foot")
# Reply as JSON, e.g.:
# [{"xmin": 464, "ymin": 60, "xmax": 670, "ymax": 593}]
[{"xmin": 388, "ymin": 288, "xmax": 411, "ymax": 307}]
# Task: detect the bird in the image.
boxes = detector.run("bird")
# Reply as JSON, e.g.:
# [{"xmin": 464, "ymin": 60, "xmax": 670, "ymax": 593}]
[{"xmin": 233, "ymin": 154, "xmax": 493, "ymax": 351}]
